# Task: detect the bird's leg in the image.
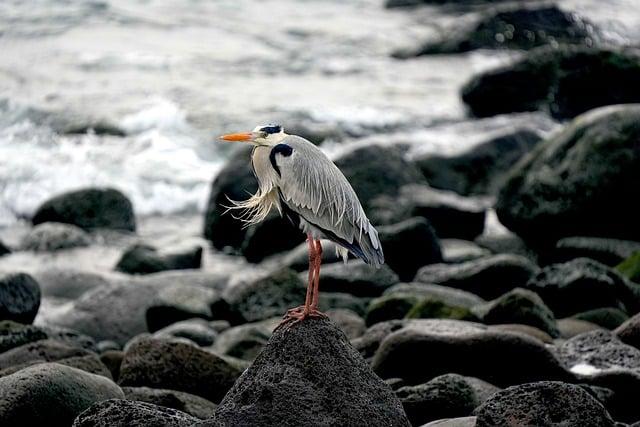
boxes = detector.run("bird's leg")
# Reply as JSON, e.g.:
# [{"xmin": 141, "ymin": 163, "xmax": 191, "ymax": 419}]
[
  {"xmin": 308, "ymin": 239, "xmax": 327, "ymax": 318},
  {"xmin": 277, "ymin": 234, "xmax": 316, "ymax": 329}
]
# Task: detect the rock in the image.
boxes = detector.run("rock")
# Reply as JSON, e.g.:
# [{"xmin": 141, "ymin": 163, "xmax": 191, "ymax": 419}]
[
  {"xmin": 274, "ymin": 240, "xmax": 343, "ymax": 272},
  {"xmin": 146, "ymin": 283, "xmax": 219, "ymax": 332},
  {"xmin": 31, "ymin": 268, "xmax": 110, "ymax": 299},
  {"xmin": 496, "ymin": 105, "xmax": 640, "ymax": 243},
  {"xmin": 370, "ymin": 319, "xmax": 571, "ymax": 387},
  {"xmin": 441, "ymin": 239, "xmax": 491, "ymax": 263},
  {"xmin": 223, "ymin": 268, "xmax": 306, "ymax": 324},
  {"xmin": 0, "ymin": 352, "xmax": 112, "ymax": 380},
  {"xmin": 209, "ymin": 318, "xmax": 279, "ymax": 361},
  {"xmin": 475, "ymin": 230, "xmax": 538, "ymax": 264},
  {"xmin": 123, "ymin": 386, "xmax": 217, "ymax": 419},
  {"xmin": 241, "ymin": 213, "xmax": 305, "ymax": 263},
  {"xmin": 462, "ymin": 47, "xmax": 640, "ymax": 120},
  {"xmin": 20, "ymin": 222, "xmax": 91, "ymax": 251},
  {"xmin": 0, "ymin": 320, "xmax": 48, "ymax": 353},
  {"xmin": 327, "ymin": 309, "xmax": 366, "ymax": 339},
  {"xmin": 617, "ymin": 252, "xmax": 640, "ymax": 283},
  {"xmin": 62, "ymin": 120, "xmax": 127, "ymax": 137},
  {"xmin": 318, "ymin": 292, "xmax": 369, "ymax": 316},
  {"xmin": 615, "ymin": 313, "xmax": 640, "ymax": 350},
  {"xmin": 37, "ymin": 325, "xmax": 97, "ymax": 351},
  {"xmin": 414, "ymin": 130, "xmax": 542, "ymax": 197},
  {"xmin": 385, "ymin": 283, "xmax": 486, "ymax": 309},
  {"xmin": 489, "ymin": 324, "xmax": 553, "ymax": 344},
  {"xmin": 208, "ymin": 318, "xmax": 410, "ymax": 426},
  {"xmin": 582, "ymin": 371, "xmax": 640, "ymax": 424},
  {"xmin": 0, "ymin": 272, "xmax": 41, "ymax": 324},
  {"xmin": 32, "ymin": 187, "xmax": 135, "ymax": 231},
  {"xmin": 386, "ymin": 0, "xmax": 533, "ymax": 7},
  {"xmin": 475, "ymin": 381, "xmax": 615, "ymax": 427},
  {"xmin": 0, "ymin": 239, "xmax": 10, "ymax": 257},
  {"xmin": 558, "ymin": 330, "xmax": 640, "ymax": 375},
  {"xmin": 72, "ymin": 399, "xmax": 197, "ymax": 427},
  {"xmin": 472, "ymin": 288, "xmax": 559, "ymax": 338},
  {"xmin": 414, "ymin": 254, "xmax": 538, "ymax": 300},
  {"xmin": 115, "ymin": 243, "xmax": 202, "ymax": 275},
  {"xmin": 204, "ymin": 146, "xmax": 258, "ymax": 250},
  {"xmin": 365, "ymin": 293, "xmax": 421, "ymax": 326},
  {"xmin": 524, "ymin": 258, "xmax": 639, "ymax": 317},
  {"xmin": 397, "ymin": 6, "xmax": 599, "ymax": 57},
  {"xmin": 309, "ymin": 260, "xmax": 399, "ymax": 297},
  {"xmin": 572, "ymin": 308, "xmax": 629, "ymax": 330},
  {"xmin": 0, "ymin": 363, "xmax": 124, "ymax": 426},
  {"xmin": 153, "ymin": 319, "xmax": 218, "ymax": 347},
  {"xmin": 558, "ymin": 318, "xmax": 604, "ymax": 339},
  {"xmin": 118, "ymin": 337, "xmax": 244, "ymax": 403},
  {"xmin": 352, "ymin": 320, "xmax": 407, "ymax": 360},
  {"xmin": 334, "ymin": 144, "xmax": 426, "ymax": 214},
  {"xmin": 100, "ymin": 350, "xmax": 123, "ymax": 381},
  {"xmin": 422, "ymin": 417, "xmax": 477, "ymax": 427},
  {"xmin": 554, "ymin": 237, "xmax": 640, "ymax": 267},
  {"xmin": 0, "ymin": 339, "xmax": 94, "ymax": 370},
  {"xmin": 377, "ymin": 217, "xmax": 443, "ymax": 281},
  {"xmin": 406, "ymin": 298, "xmax": 478, "ymax": 322}
]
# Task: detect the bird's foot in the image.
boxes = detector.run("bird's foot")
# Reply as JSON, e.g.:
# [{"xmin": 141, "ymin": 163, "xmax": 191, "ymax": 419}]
[{"xmin": 275, "ymin": 306, "xmax": 327, "ymax": 331}]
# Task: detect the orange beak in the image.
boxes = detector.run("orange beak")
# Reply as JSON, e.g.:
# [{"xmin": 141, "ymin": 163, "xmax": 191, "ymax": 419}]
[{"xmin": 219, "ymin": 132, "xmax": 253, "ymax": 142}]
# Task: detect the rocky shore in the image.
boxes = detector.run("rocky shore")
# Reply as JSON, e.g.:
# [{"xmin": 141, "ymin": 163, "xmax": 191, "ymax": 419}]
[{"xmin": 2, "ymin": 0, "xmax": 640, "ymax": 426}]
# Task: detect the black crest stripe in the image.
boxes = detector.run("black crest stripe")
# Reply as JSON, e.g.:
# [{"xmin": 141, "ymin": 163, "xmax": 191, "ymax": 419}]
[{"xmin": 269, "ymin": 143, "xmax": 293, "ymax": 177}]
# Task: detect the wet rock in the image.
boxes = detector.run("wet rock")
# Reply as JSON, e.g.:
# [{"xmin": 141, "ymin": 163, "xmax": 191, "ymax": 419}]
[
  {"xmin": 371, "ymin": 319, "xmax": 571, "ymax": 387},
  {"xmin": 118, "ymin": 337, "xmax": 244, "ymax": 403},
  {"xmin": 209, "ymin": 318, "xmax": 279, "ymax": 361},
  {"xmin": 558, "ymin": 330, "xmax": 640, "ymax": 375},
  {"xmin": 31, "ymin": 268, "xmax": 110, "ymax": 299},
  {"xmin": 146, "ymin": 283, "xmax": 219, "ymax": 332},
  {"xmin": 414, "ymin": 254, "xmax": 538, "ymax": 300},
  {"xmin": 472, "ymin": 288, "xmax": 559, "ymax": 338},
  {"xmin": 377, "ymin": 217, "xmax": 442, "ymax": 281},
  {"xmin": 386, "ymin": 0, "xmax": 530, "ymax": 7},
  {"xmin": 397, "ymin": 374, "xmax": 500, "ymax": 425},
  {"xmin": 318, "ymin": 291, "xmax": 369, "ymax": 315},
  {"xmin": 474, "ymin": 230, "xmax": 538, "ymax": 264},
  {"xmin": 275, "ymin": 240, "xmax": 343, "ymax": 272},
  {"xmin": 582, "ymin": 370, "xmax": 640, "ymax": 424},
  {"xmin": 475, "ymin": 381, "xmax": 615, "ymax": 427},
  {"xmin": 208, "ymin": 318, "xmax": 410, "ymax": 426},
  {"xmin": 100, "ymin": 350, "xmax": 123, "ymax": 381},
  {"xmin": 20, "ymin": 222, "xmax": 91, "ymax": 252},
  {"xmin": 422, "ymin": 417, "xmax": 477, "ymax": 427},
  {"xmin": 310, "ymin": 260, "xmax": 399, "ymax": 297},
  {"xmin": 365, "ymin": 293, "xmax": 421, "ymax": 326},
  {"xmin": 153, "ymin": 319, "xmax": 218, "ymax": 347},
  {"xmin": 203, "ymin": 146, "xmax": 256, "ymax": 250},
  {"xmin": 572, "ymin": 308, "xmax": 629, "ymax": 330},
  {"xmin": 525, "ymin": 258, "xmax": 639, "ymax": 317},
  {"xmin": 0, "ymin": 363, "xmax": 124, "ymax": 426},
  {"xmin": 441, "ymin": 239, "xmax": 491, "ymax": 263},
  {"xmin": 123, "ymin": 386, "xmax": 217, "ymax": 419},
  {"xmin": 398, "ymin": 6, "xmax": 599, "ymax": 56},
  {"xmin": 496, "ymin": 105, "xmax": 640, "ymax": 243},
  {"xmin": 241, "ymin": 213, "xmax": 304, "ymax": 263},
  {"xmin": 489, "ymin": 324, "xmax": 553, "ymax": 344},
  {"xmin": 73, "ymin": 399, "xmax": 197, "ymax": 427},
  {"xmin": 0, "ymin": 352, "xmax": 112, "ymax": 380},
  {"xmin": 62, "ymin": 120, "xmax": 127, "ymax": 137},
  {"xmin": 406, "ymin": 298, "xmax": 478, "ymax": 322},
  {"xmin": 385, "ymin": 283, "xmax": 486, "ymax": 309},
  {"xmin": 327, "ymin": 308, "xmax": 366, "ymax": 339},
  {"xmin": 334, "ymin": 144, "xmax": 426, "ymax": 214},
  {"xmin": 32, "ymin": 187, "xmax": 136, "ymax": 231},
  {"xmin": 0, "ymin": 339, "xmax": 94, "ymax": 370},
  {"xmin": 558, "ymin": 318, "xmax": 604, "ymax": 339},
  {"xmin": 0, "ymin": 239, "xmax": 10, "ymax": 257},
  {"xmin": 462, "ymin": 47, "xmax": 640, "ymax": 120},
  {"xmin": 615, "ymin": 313, "xmax": 640, "ymax": 350},
  {"xmin": 0, "ymin": 272, "xmax": 41, "ymax": 324},
  {"xmin": 414, "ymin": 130, "xmax": 541, "ymax": 197},
  {"xmin": 38, "ymin": 325, "xmax": 97, "ymax": 351},
  {"xmin": 223, "ymin": 268, "xmax": 306, "ymax": 323},
  {"xmin": 115, "ymin": 243, "xmax": 202, "ymax": 275},
  {"xmin": 0, "ymin": 320, "xmax": 48, "ymax": 353},
  {"xmin": 553, "ymin": 237, "xmax": 640, "ymax": 267},
  {"xmin": 618, "ymin": 252, "xmax": 640, "ymax": 283}
]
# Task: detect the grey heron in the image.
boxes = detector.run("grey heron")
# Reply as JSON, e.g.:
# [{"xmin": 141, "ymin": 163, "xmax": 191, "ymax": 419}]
[{"xmin": 219, "ymin": 124, "xmax": 384, "ymax": 326}]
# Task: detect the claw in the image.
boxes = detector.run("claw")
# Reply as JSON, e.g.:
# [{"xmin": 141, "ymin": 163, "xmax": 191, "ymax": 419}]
[{"xmin": 275, "ymin": 307, "xmax": 328, "ymax": 332}]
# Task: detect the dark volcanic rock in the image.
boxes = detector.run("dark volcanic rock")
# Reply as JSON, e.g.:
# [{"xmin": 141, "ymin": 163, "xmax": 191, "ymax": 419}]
[
  {"xmin": 210, "ymin": 318, "xmax": 278, "ymax": 361},
  {"xmin": 473, "ymin": 288, "xmax": 559, "ymax": 338},
  {"xmin": 203, "ymin": 145, "xmax": 256, "ymax": 250},
  {"xmin": 310, "ymin": 260, "xmax": 399, "ymax": 297},
  {"xmin": 0, "ymin": 363, "xmax": 124, "ymax": 426},
  {"xmin": 207, "ymin": 318, "xmax": 410, "ymax": 427},
  {"xmin": 123, "ymin": 386, "xmax": 217, "ymax": 419},
  {"xmin": 618, "ymin": 252, "xmax": 640, "ymax": 283},
  {"xmin": 20, "ymin": 222, "xmax": 91, "ymax": 251},
  {"xmin": 415, "ymin": 130, "xmax": 541, "ymax": 196},
  {"xmin": 496, "ymin": 105, "xmax": 640, "ymax": 243},
  {"xmin": 525, "ymin": 258, "xmax": 639, "ymax": 317},
  {"xmin": 73, "ymin": 399, "xmax": 197, "ymax": 427},
  {"xmin": 572, "ymin": 308, "xmax": 628, "ymax": 330},
  {"xmin": 318, "ymin": 291, "xmax": 369, "ymax": 316},
  {"xmin": 0, "ymin": 272, "xmax": 41, "ymax": 324},
  {"xmin": 241, "ymin": 213, "xmax": 305, "ymax": 263},
  {"xmin": 0, "ymin": 239, "xmax": 10, "ymax": 256},
  {"xmin": 475, "ymin": 381, "xmax": 615, "ymax": 427},
  {"xmin": 397, "ymin": 6, "xmax": 599, "ymax": 56},
  {"xmin": 385, "ymin": 283, "xmax": 486, "ymax": 309},
  {"xmin": 414, "ymin": 254, "xmax": 538, "ymax": 300},
  {"xmin": 115, "ymin": 243, "xmax": 202, "ymax": 275},
  {"xmin": 153, "ymin": 319, "xmax": 218, "ymax": 347},
  {"xmin": 441, "ymin": 239, "xmax": 491, "ymax": 263},
  {"xmin": 0, "ymin": 320, "xmax": 48, "ymax": 353},
  {"xmin": 558, "ymin": 330, "xmax": 640, "ymax": 374},
  {"xmin": 558, "ymin": 318, "xmax": 604, "ymax": 339},
  {"xmin": 31, "ymin": 267, "xmax": 110, "ymax": 299},
  {"xmin": 462, "ymin": 47, "xmax": 640, "ymax": 119},
  {"xmin": 0, "ymin": 339, "xmax": 94, "ymax": 371},
  {"xmin": 118, "ymin": 337, "xmax": 244, "ymax": 403},
  {"xmin": 370, "ymin": 319, "xmax": 571, "ymax": 387},
  {"xmin": 365, "ymin": 293, "xmax": 421, "ymax": 326},
  {"xmin": 553, "ymin": 237, "xmax": 640, "ymax": 267},
  {"xmin": 386, "ymin": 0, "xmax": 536, "ymax": 7},
  {"xmin": 616, "ymin": 312, "xmax": 640, "ymax": 350},
  {"xmin": 377, "ymin": 217, "xmax": 442, "ymax": 281},
  {"xmin": 146, "ymin": 283, "xmax": 219, "ymax": 332},
  {"xmin": 32, "ymin": 187, "xmax": 135, "ymax": 231},
  {"xmin": 327, "ymin": 309, "xmax": 366, "ymax": 339}
]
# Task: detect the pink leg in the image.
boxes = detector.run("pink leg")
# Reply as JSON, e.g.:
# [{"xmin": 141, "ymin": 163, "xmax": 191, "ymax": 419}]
[{"xmin": 310, "ymin": 239, "xmax": 326, "ymax": 314}]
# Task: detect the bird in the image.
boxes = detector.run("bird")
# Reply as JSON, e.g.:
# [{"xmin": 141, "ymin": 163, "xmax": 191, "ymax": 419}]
[{"xmin": 219, "ymin": 124, "xmax": 384, "ymax": 328}]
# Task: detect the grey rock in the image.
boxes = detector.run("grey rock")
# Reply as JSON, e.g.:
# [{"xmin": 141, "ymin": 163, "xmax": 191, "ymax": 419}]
[
  {"xmin": 0, "ymin": 272, "xmax": 41, "ymax": 324},
  {"xmin": 123, "ymin": 386, "xmax": 217, "ymax": 419},
  {"xmin": 615, "ymin": 312, "xmax": 640, "ymax": 350},
  {"xmin": 572, "ymin": 307, "xmax": 629, "ymax": 330},
  {"xmin": 210, "ymin": 318, "xmax": 278, "ymax": 361},
  {"xmin": 72, "ymin": 398, "xmax": 197, "ymax": 427},
  {"xmin": 327, "ymin": 308, "xmax": 366, "ymax": 339},
  {"xmin": 309, "ymin": 260, "xmax": 399, "ymax": 297},
  {"xmin": 441, "ymin": 239, "xmax": 491, "ymax": 264},
  {"xmin": 317, "ymin": 291, "xmax": 369, "ymax": 316},
  {"xmin": 384, "ymin": 283, "xmax": 486, "ymax": 309},
  {"xmin": 20, "ymin": 222, "xmax": 91, "ymax": 251},
  {"xmin": 115, "ymin": 243, "xmax": 202, "ymax": 275},
  {"xmin": 31, "ymin": 267, "xmax": 110, "ymax": 299},
  {"xmin": 558, "ymin": 318, "xmax": 604, "ymax": 340},
  {"xmin": 146, "ymin": 283, "xmax": 219, "ymax": 332},
  {"xmin": 554, "ymin": 237, "xmax": 640, "ymax": 267},
  {"xmin": 558, "ymin": 330, "xmax": 640, "ymax": 375},
  {"xmin": 0, "ymin": 320, "xmax": 48, "ymax": 353},
  {"xmin": 153, "ymin": 319, "xmax": 218, "ymax": 347}
]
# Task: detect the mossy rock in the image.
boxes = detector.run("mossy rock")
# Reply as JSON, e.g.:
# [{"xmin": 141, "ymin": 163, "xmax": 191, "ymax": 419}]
[
  {"xmin": 572, "ymin": 307, "xmax": 629, "ymax": 330},
  {"xmin": 617, "ymin": 252, "xmax": 640, "ymax": 283},
  {"xmin": 365, "ymin": 294, "xmax": 421, "ymax": 326},
  {"xmin": 406, "ymin": 297, "xmax": 478, "ymax": 322}
]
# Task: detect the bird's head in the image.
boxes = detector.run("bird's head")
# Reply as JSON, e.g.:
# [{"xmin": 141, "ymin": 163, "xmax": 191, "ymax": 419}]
[{"xmin": 219, "ymin": 124, "xmax": 286, "ymax": 146}]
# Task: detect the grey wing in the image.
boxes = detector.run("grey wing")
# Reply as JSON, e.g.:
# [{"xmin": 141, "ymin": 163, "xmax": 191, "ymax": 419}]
[{"xmin": 276, "ymin": 137, "xmax": 384, "ymax": 266}]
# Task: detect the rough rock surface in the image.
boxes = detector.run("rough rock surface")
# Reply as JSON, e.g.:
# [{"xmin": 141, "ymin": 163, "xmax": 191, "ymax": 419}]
[
  {"xmin": 123, "ymin": 386, "xmax": 217, "ymax": 419},
  {"xmin": 0, "ymin": 272, "xmax": 41, "ymax": 324},
  {"xmin": 72, "ymin": 398, "xmax": 197, "ymax": 427},
  {"xmin": 20, "ymin": 222, "xmax": 91, "ymax": 251},
  {"xmin": 115, "ymin": 244, "xmax": 202, "ymax": 275}
]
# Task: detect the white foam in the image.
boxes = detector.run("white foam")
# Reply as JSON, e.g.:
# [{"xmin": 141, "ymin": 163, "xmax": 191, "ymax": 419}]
[
  {"xmin": 120, "ymin": 98, "xmax": 188, "ymax": 134},
  {"xmin": 570, "ymin": 363, "xmax": 602, "ymax": 376}
]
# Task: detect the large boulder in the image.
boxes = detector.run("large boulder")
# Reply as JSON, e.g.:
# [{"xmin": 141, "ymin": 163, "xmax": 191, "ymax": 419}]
[
  {"xmin": 206, "ymin": 318, "xmax": 410, "ymax": 426},
  {"xmin": 0, "ymin": 339, "xmax": 96, "ymax": 371},
  {"xmin": 115, "ymin": 244, "xmax": 202, "ymax": 275},
  {"xmin": 153, "ymin": 319, "xmax": 219, "ymax": 347},
  {"xmin": 475, "ymin": 381, "xmax": 615, "ymax": 427},
  {"xmin": 0, "ymin": 272, "xmax": 41, "ymax": 324},
  {"xmin": 496, "ymin": 105, "xmax": 640, "ymax": 243},
  {"xmin": 118, "ymin": 337, "xmax": 244, "ymax": 403},
  {"xmin": 209, "ymin": 318, "xmax": 279, "ymax": 361},
  {"xmin": 0, "ymin": 320, "xmax": 48, "ymax": 353},
  {"xmin": 414, "ymin": 130, "xmax": 541, "ymax": 196},
  {"xmin": 123, "ymin": 386, "xmax": 217, "ymax": 419},
  {"xmin": 32, "ymin": 187, "xmax": 135, "ymax": 231},
  {"xmin": 241, "ymin": 213, "xmax": 304, "ymax": 263},
  {"xmin": 308, "ymin": 260, "xmax": 399, "ymax": 297},
  {"xmin": 72, "ymin": 399, "xmax": 198, "ymax": 427},
  {"xmin": 145, "ymin": 283, "xmax": 220, "ymax": 332},
  {"xmin": 462, "ymin": 47, "xmax": 640, "ymax": 119},
  {"xmin": 31, "ymin": 268, "xmax": 110, "ymax": 299},
  {"xmin": 20, "ymin": 222, "xmax": 91, "ymax": 251},
  {"xmin": 558, "ymin": 330, "xmax": 640, "ymax": 375},
  {"xmin": 616, "ymin": 312, "xmax": 640, "ymax": 350},
  {"xmin": 0, "ymin": 239, "xmax": 10, "ymax": 257},
  {"xmin": 553, "ymin": 237, "xmax": 640, "ymax": 267},
  {"xmin": 0, "ymin": 363, "xmax": 124, "ymax": 426},
  {"xmin": 572, "ymin": 307, "xmax": 628, "ymax": 330},
  {"xmin": 414, "ymin": 254, "xmax": 539, "ymax": 300}
]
